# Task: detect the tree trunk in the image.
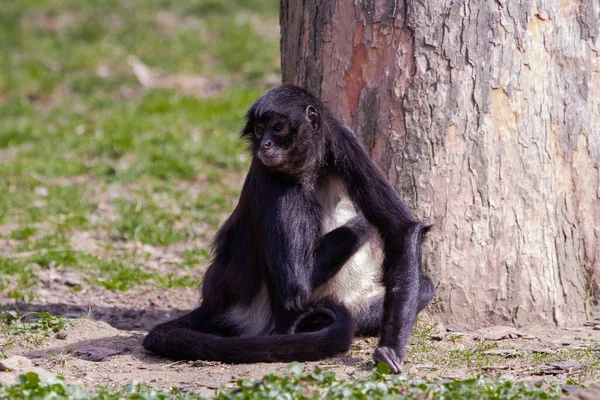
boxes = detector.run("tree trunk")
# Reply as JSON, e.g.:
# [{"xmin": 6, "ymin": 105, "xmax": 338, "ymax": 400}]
[{"xmin": 280, "ymin": 0, "xmax": 599, "ymax": 328}]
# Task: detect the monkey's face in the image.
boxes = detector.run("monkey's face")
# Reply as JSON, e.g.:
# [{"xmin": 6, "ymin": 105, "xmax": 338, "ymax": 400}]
[{"xmin": 252, "ymin": 116, "xmax": 293, "ymax": 168}]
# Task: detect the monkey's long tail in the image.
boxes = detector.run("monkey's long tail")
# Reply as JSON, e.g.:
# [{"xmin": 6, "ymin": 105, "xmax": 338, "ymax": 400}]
[{"xmin": 142, "ymin": 303, "xmax": 354, "ymax": 363}]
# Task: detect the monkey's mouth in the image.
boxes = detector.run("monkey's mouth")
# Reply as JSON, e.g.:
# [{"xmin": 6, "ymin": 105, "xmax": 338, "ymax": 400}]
[{"xmin": 258, "ymin": 150, "xmax": 284, "ymax": 167}]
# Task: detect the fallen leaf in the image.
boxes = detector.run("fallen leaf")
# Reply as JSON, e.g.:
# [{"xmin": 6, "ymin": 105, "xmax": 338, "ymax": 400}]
[
  {"xmin": 75, "ymin": 346, "xmax": 123, "ymax": 361},
  {"xmin": 550, "ymin": 361, "xmax": 581, "ymax": 370}
]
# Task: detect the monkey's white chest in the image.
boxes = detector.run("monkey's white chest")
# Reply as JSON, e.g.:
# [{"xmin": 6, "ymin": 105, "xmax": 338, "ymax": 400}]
[{"xmin": 313, "ymin": 178, "xmax": 383, "ymax": 308}]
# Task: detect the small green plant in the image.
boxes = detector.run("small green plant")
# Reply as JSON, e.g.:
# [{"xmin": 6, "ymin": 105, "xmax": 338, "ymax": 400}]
[
  {"xmin": 0, "ymin": 310, "xmax": 70, "ymax": 350},
  {"xmin": 0, "ymin": 364, "xmax": 563, "ymax": 399},
  {"xmin": 0, "ymin": 372, "xmax": 87, "ymax": 399}
]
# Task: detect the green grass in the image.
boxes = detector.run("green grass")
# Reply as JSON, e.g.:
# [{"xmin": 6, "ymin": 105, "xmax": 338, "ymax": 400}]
[
  {"xmin": 0, "ymin": 310, "xmax": 70, "ymax": 354},
  {"xmin": 0, "ymin": 0, "xmax": 279, "ymax": 296},
  {"xmin": 403, "ymin": 319, "xmax": 600, "ymax": 384},
  {"xmin": 0, "ymin": 259, "xmax": 38, "ymax": 301},
  {"xmin": 0, "ymin": 364, "xmax": 565, "ymax": 400},
  {"xmin": 6, "ymin": 237, "xmax": 202, "ymax": 291}
]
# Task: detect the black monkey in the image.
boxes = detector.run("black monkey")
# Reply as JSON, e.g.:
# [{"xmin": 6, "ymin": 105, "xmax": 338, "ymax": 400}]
[{"xmin": 143, "ymin": 85, "xmax": 434, "ymax": 372}]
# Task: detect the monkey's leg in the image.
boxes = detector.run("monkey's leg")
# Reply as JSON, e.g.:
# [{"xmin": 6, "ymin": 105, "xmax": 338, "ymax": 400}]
[
  {"xmin": 355, "ymin": 277, "xmax": 435, "ymax": 337},
  {"xmin": 263, "ymin": 184, "xmax": 321, "ymax": 334},
  {"xmin": 354, "ymin": 296, "xmax": 384, "ymax": 336},
  {"xmin": 333, "ymin": 129, "xmax": 433, "ymax": 373},
  {"xmin": 417, "ymin": 275, "xmax": 435, "ymax": 313},
  {"xmin": 372, "ymin": 223, "xmax": 429, "ymax": 373},
  {"xmin": 311, "ymin": 213, "xmax": 374, "ymax": 288}
]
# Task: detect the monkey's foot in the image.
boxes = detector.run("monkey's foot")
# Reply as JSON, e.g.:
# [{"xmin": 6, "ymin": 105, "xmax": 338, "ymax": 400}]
[{"xmin": 373, "ymin": 346, "xmax": 403, "ymax": 374}]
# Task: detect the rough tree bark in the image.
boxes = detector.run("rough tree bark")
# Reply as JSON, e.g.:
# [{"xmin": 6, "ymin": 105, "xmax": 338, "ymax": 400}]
[{"xmin": 280, "ymin": 0, "xmax": 599, "ymax": 328}]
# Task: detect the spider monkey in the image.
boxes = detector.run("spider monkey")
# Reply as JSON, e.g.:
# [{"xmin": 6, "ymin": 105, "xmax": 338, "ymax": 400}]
[{"xmin": 143, "ymin": 85, "xmax": 435, "ymax": 373}]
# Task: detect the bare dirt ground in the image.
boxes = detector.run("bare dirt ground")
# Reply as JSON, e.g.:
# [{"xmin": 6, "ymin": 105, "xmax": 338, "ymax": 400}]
[{"xmin": 1, "ymin": 275, "xmax": 599, "ymax": 396}]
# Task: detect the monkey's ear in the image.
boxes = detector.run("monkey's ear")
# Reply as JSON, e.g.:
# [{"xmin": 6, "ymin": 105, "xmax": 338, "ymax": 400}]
[
  {"xmin": 241, "ymin": 119, "xmax": 253, "ymax": 137},
  {"xmin": 305, "ymin": 105, "xmax": 320, "ymax": 130}
]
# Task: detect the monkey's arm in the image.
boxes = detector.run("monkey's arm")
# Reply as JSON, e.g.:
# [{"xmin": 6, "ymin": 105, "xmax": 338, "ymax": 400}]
[
  {"xmin": 262, "ymin": 184, "xmax": 320, "ymax": 333},
  {"xmin": 311, "ymin": 213, "xmax": 374, "ymax": 288},
  {"xmin": 331, "ymin": 127, "xmax": 428, "ymax": 374}
]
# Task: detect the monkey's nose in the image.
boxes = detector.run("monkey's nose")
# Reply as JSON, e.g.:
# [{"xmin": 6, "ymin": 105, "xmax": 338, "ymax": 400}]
[{"xmin": 263, "ymin": 140, "xmax": 272, "ymax": 149}]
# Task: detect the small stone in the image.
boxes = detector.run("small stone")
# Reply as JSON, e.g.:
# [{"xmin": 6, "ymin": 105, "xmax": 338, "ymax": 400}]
[
  {"xmin": 55, "ymin": 331, "xmax": 67, "ymax": 340},
  {"xmin": 499, "ymin": 374, "xmax": 516, "ymax": 381},
  {"xmin": 562, "ymin": 385, "xmax": 581, "ymax": 395},
  {"xmin": 35, "ymin": 187, "xmax": 49, "ymax": 197},
  {"xmin": 551, "ymin": 361, "xmax": 581, "ymax": 370},
  {"xmin": 535, "ymin": 368, "xmax": 562, "ymax": 376},
  {"xmin": 64, "ymin": 277, "xmax": 82, "ymax": 287},
  {"xmin": 33, "ymin": 200, "xmax": 47, "ymax": 208},
  {"xmin": 483, "ymin": 349, "xmax": 520, "ymax": 357},
  {"xmin": 0, "ymin": 356, "xmax": 33, "ymax": 371},
  {"xmin": 200, "ymin": 381, "xmax": 221, "ymax": 389},
  {"xmin": 176, "ymin": 384, "xmax": 196, "ymax": 392},
  {"xmin": 75, "ymin": 125, "xmax": 86, "ymax": 135},
  {"xmin": 562, "ymin": 387, "xmax": 600, "ymax": 400},
  {"xmin": 75, "ymin": 346, "xmax": 123, "ymax": 361},
  {"xmin": 430, "ymin": 323, "xmax": 447, "ymax": 341},
  {"xmin": 445, "ymin": 324, "xmax": 465, "ymax": 333},
  {"xmin": 96, "ymin": 64, "xmax": 111, "ymax": 78}
]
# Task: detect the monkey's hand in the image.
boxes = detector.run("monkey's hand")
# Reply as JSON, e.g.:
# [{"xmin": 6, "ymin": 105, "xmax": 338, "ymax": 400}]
[
  {"xmin": 276, "ymin": 279, "xmax": 310, "ymax": 316},
  {"xmin": 272, "ymin": 307, "xmax": 303, "ymax": 335},
  {"xmin": 373, "ymin": 346, "xmax": 403, "ymax": 374},
  {"xmin": 311, "ymin": 212, "xmax": 375, "ymax": 289},
  {"xmin": 270, "ymin": 278, "xmax": 310, "ymax": 334},
  {"xmin": 344, "ymin": 212, "xmax": 375, "ymax": 246}
]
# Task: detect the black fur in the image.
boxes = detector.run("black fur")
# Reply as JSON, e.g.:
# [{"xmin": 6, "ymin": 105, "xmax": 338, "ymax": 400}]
[
  {"xmin": 143, "ymin": 301, "xmax": 354, "ymax": 363},
  {"xmin": 143, "ymin": 85, "xmax": 434, "ymax": 370}
]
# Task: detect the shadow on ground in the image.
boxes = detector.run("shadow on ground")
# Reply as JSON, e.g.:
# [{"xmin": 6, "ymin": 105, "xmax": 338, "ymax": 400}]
[{"xmin": 1, "ymin": 302, "xmax": 190, "ymax": 331}]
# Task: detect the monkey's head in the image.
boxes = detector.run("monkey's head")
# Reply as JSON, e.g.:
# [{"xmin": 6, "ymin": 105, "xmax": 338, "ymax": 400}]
[{"xmin": 242, "ymin": 85, "xmax": 326, "ymax": 177}]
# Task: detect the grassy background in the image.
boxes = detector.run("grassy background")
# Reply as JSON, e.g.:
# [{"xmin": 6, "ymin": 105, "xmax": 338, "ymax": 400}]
[{"xmin": 0, "ymin": 0, "xmax": 279, "ymax": 298}]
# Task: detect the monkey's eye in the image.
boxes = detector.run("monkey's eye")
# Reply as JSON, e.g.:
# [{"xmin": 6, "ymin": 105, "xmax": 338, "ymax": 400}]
[
  {"xmin": 254, "ymin": 125, "xmax": 264, "ymax": 138},
  {"xmin": 272, "ymin": 123, "xmax": 287, "ymax": 136}
]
